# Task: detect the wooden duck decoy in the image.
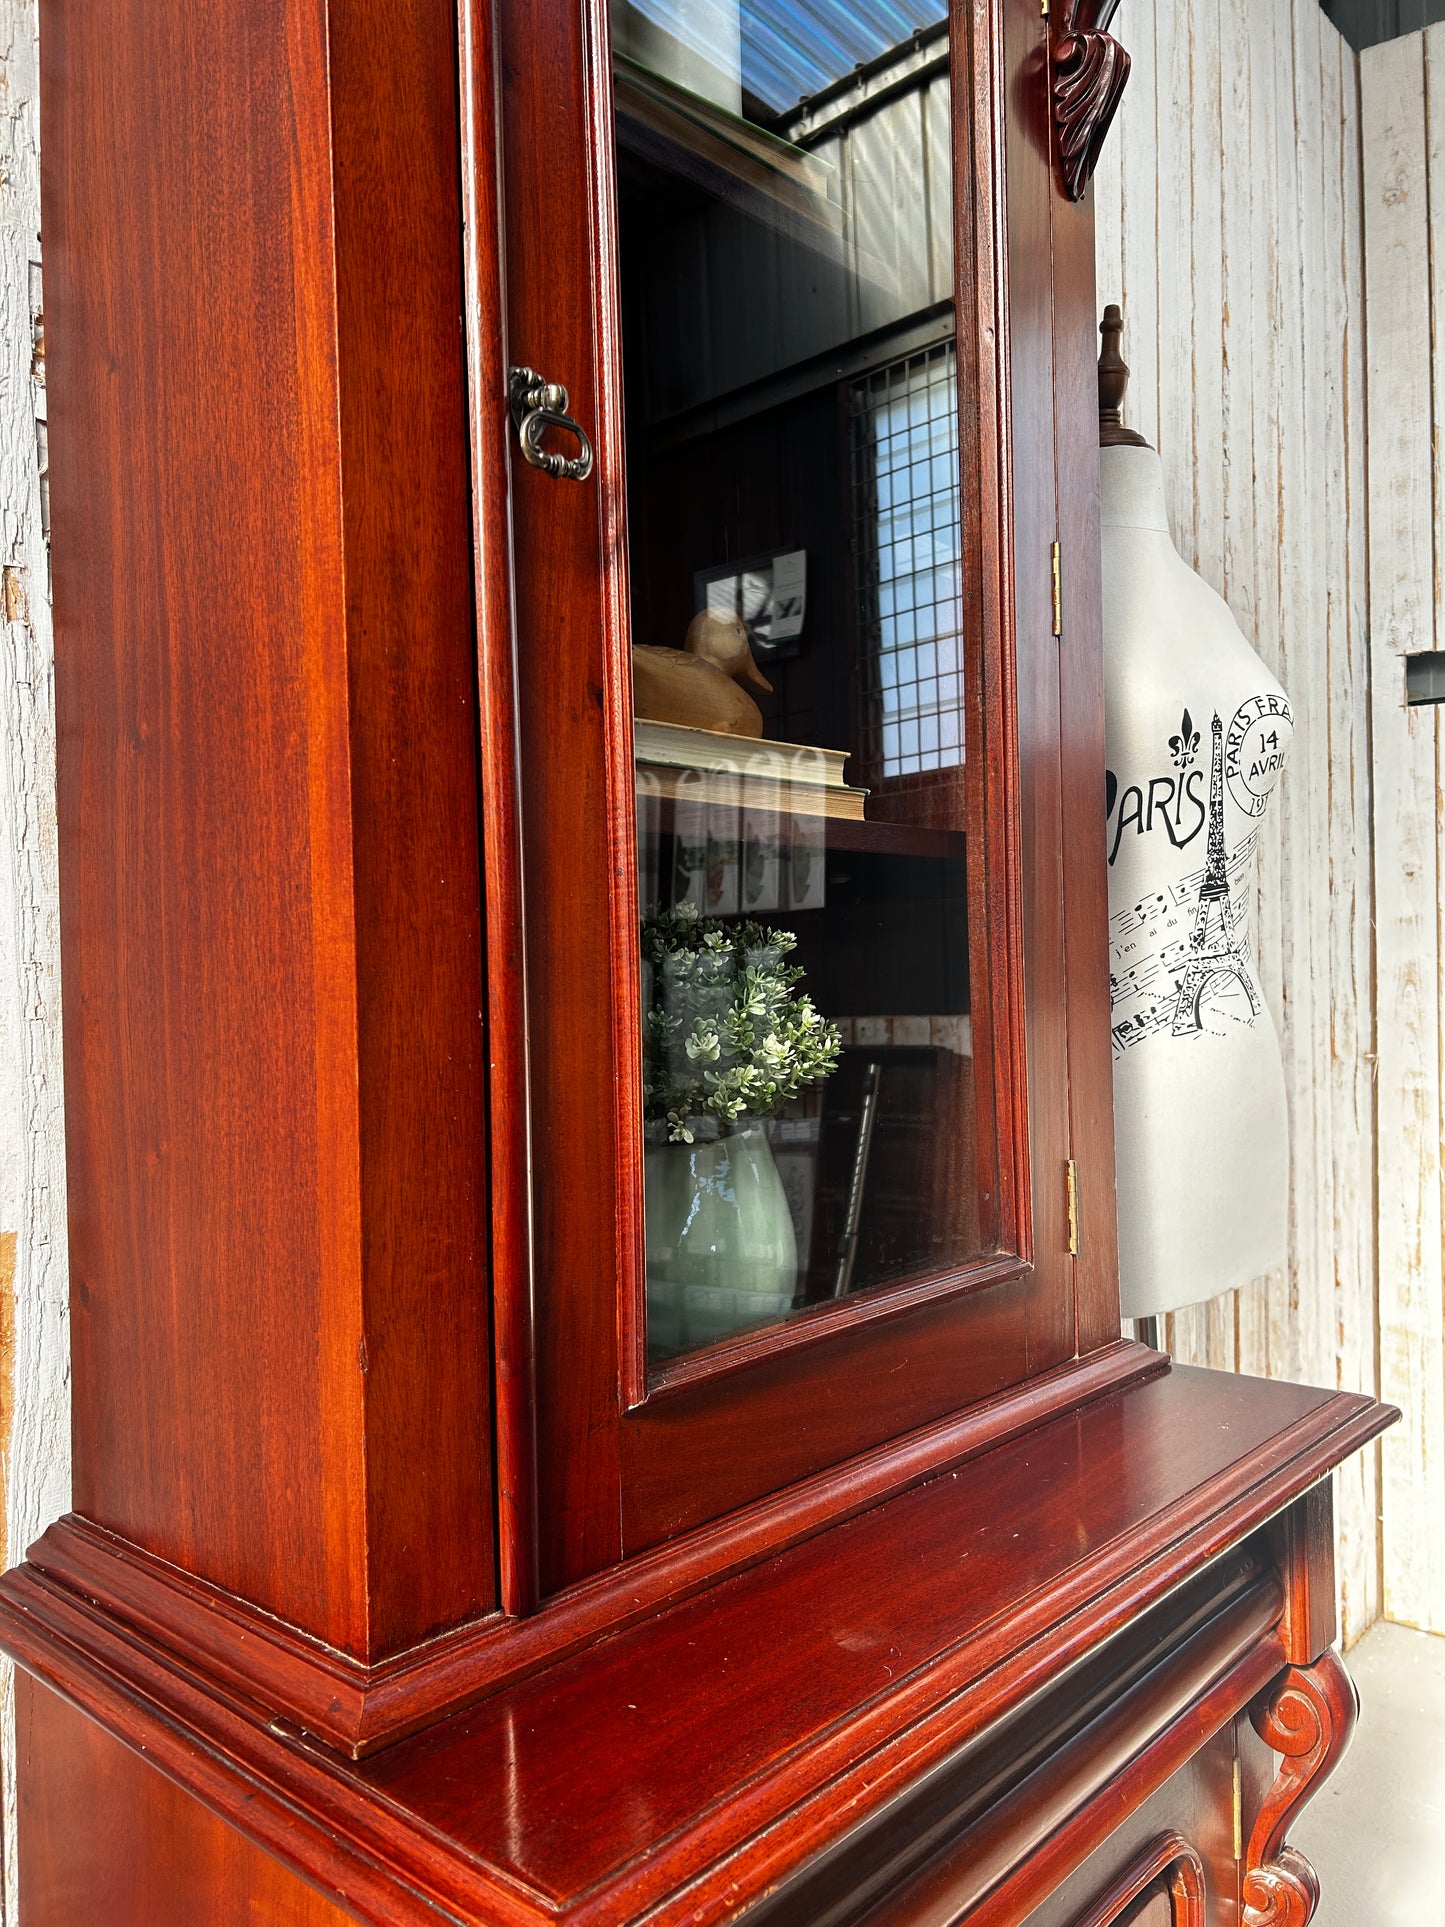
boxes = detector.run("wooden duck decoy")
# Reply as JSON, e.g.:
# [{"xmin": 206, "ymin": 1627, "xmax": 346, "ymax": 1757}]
[{"xmin": 633, "ymin": 611, "xmax": 773, "ymax": 738}]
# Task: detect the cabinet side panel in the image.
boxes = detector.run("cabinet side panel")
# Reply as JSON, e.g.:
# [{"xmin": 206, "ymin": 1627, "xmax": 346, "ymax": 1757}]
[
  {"xmin": 16, "ymin": 1675, "xmax": 364, "ymax": 1927},
  {"xmin": 1053, "ymin": 170, "xmax": 1121, "ymax": 1352},
  {"xmin": 1000, "ymin": 0, "xmax": 1074, "ymax": 1362},
  {"xmin": 327, "ymin": 0, "xmax": 497, "ymax": 1647},
  {"xmin": 43, "ymin": 0, "xmax": 370, "ymax": 1644}
]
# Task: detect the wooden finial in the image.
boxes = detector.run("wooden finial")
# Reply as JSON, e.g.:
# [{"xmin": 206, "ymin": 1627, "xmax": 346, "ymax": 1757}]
[{"xmin": 1099, "ymin": 303, "xmax": 1151, "ymax": 448}]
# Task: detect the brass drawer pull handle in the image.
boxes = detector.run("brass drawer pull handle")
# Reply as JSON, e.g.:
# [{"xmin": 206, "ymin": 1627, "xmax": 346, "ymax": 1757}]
[{"xmin": 508, "ymin": 365, "xmax": 594, "ymax": 482}]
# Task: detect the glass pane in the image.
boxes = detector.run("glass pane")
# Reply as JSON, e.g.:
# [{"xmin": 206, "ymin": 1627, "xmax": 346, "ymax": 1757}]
[{"xmin": 615, "ymin": 0, "xmax": 991, "ymax": 1363}]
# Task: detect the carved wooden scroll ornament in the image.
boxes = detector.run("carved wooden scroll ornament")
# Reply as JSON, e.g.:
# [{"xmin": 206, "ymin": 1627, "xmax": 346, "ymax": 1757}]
[
  {"xmin": 1242, "ymin": 1648, "xmax": 1358, "ymax": 1927},
  {"xmin": 1052, "ymin": 0, "xmax": 1131, "ymax": 203}
]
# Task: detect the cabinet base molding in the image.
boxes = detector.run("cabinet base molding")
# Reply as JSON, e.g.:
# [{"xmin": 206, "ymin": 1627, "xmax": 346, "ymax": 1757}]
[
  {"xmin": 21, "ymin": 1340, "xmax": 1159, "ymax": 1755},
  {"xmin": 10, "ymin": 1364, "xmax": 1384, "ymax": 1758}
]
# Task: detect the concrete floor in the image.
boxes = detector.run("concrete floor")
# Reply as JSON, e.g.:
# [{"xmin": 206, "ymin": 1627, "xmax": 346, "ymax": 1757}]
[{"xmin": 1291, "ymin": 1619, "xmax": 1445, "ymax": 1925}]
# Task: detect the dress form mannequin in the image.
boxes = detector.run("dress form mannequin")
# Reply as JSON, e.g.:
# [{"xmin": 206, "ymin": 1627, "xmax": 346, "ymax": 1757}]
[{"xmin": 1098, "ymin": 309, "xmax": 1290, "ymax": 1320}]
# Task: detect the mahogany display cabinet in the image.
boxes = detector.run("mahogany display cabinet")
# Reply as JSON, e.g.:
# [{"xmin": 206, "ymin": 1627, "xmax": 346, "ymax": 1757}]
[{"xmin": 1, "ymin": 0, "xmax": 1395, "ymax": 1921}]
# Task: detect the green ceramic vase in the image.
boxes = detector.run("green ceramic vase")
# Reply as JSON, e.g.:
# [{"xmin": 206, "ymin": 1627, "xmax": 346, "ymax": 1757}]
[{"xmin": 645, "ymin": 1120, "xmax": 798, "ymax": 1354}]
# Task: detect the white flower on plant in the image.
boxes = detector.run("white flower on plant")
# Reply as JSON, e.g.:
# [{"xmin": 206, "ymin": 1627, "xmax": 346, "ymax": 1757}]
[
  {"xmin": 640, "ymin": 909, "xmax": 842, "ymax": 1138},
  {"xmin": 685, "ymin": 1025, "xmax": 721, "ymax": 1063}
]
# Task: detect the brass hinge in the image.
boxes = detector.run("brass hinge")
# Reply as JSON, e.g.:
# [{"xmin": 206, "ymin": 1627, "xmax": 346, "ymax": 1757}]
[
  {"xmin": 1232, "ymin": 1753, "xmax": 1243, "ymax": 1862},
  {"xmin": 1051, "ymin": 539, "xmax": 1062, "ymax": 636},
  {"xmin": 1066, "ymin": 1159, "xmax": 1079, "ymax": 1255}
]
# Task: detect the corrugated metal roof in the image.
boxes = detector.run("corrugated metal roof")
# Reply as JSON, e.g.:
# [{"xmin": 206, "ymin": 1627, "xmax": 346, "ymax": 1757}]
[
  {"xmin": 622, "ymin": 0, "xmax": 947, "ymax": 116},
  {"xmin": 741, "ymin": 0, "xmax": 946, "ymax": 110}
]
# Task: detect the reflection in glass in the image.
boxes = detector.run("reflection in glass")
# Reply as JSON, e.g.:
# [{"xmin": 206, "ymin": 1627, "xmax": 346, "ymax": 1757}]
[
  {"xmin": 616, "ymin": 0, "xmax": 988, "ymax": 1361},
  {"xmin": 853, "ymin": 347, "xmax": 965, "ymax": 778},
  {"xmin": 641, "ymin": 908, "xmax": 841, "ymax": 1352}
]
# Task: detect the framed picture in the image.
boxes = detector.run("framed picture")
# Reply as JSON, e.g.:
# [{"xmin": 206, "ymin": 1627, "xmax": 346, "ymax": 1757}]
[{"xmin": 693, "ymin": 547, "xmax": 807, "ymax": 664}]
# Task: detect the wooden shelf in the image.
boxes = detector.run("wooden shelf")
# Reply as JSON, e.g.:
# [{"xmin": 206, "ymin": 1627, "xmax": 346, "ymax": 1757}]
[
  {"xmin": 645, "ymin": 792, "xmax": 965, "ymax": 861},
  {"xmin": 811, "ymin": 815, "xmax": 964, "ymax": 859}
]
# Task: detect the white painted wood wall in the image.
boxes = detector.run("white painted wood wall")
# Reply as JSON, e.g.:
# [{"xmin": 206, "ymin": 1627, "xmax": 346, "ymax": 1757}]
[
  {"xmin": 1360, "ymin": 26, "xmax": 1445, "ymax": 1638},
  {"xmin": 0, "ymin": 3, "xmax": 68, "ymax": 1919},
  {"xmin": 1093, "ymin": 0, "xmax": 1383, "ymax": 1643}
]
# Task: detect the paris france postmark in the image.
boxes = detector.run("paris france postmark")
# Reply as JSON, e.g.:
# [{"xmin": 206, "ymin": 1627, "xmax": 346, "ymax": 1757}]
[{"xmin": 1224, "ymin": 691, "xmax": 1293, "ymax": 818}]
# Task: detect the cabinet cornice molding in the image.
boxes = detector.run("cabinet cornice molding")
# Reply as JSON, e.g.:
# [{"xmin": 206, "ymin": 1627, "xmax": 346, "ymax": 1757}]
[{"xmin": 1052, "ymin": 0, "xmax": 1131, "ymax": 202}]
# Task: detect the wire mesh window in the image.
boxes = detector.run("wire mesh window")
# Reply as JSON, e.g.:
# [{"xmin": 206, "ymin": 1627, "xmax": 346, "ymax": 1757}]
[{"xmin": 852, "ymin": 344, "xmax": 964, "ymax": 779}]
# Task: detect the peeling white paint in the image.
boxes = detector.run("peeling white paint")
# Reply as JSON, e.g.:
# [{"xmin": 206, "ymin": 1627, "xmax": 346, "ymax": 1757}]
[
  {"xmin": 1361, "ymin": 25, "xmax": 1445, "ymax": 1641},
  {"xmin": 1096, "ymin": 0, "xmax": 1383, "ymax": 1643}
]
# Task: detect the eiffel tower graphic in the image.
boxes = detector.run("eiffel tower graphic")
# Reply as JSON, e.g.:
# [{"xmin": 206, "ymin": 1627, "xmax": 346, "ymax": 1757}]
[{"xmin": 1171, "ymin": 712, "xmax": 1261, "ymax": 1036}]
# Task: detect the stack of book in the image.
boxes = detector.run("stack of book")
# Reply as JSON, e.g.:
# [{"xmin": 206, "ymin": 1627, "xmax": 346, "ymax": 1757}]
[
  {"xmin": 634, "ymin": 721, "xmax": 868, "ymax": 918},
  {"xmin": 632, "ymin": 720, "xmax": 866, "ymax": 821}
]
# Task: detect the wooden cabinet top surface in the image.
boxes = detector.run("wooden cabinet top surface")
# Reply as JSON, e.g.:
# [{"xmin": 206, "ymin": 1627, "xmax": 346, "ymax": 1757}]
[{"xmin": 2, "ymin": 1363, "xmax": 1392, "ymax": 1924}]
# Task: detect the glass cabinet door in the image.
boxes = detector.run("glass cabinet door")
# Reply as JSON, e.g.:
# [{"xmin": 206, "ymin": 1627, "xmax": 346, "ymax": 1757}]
[
  {"xmin": 491, "ymin": 0, "xmax": 1080, "ymax": 1591},
  {"xmin": 616, "ymin": 0, "xmax": 993, "ymax": 1362}
]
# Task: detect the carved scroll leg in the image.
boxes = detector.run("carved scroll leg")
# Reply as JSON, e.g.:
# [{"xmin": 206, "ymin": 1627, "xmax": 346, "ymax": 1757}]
[{"xmin": 1241, "ymin": 1648, "xmax": 1358, "ymax": 1927}]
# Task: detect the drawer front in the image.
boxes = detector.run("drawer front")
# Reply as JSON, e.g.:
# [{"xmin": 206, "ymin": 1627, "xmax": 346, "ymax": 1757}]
[
  {"xmin": 1020, "ymin": 1731, "xmax": 1234, "ymax": 1927},
  {"xmin": 1060, "ymin": 1835, "xmax": 1208, "ymax": 1926}
]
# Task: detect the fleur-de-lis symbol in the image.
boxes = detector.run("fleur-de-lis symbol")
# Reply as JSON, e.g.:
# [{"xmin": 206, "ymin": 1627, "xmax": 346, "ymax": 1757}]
[{"xmin": 1168, "ymin": 707, "xmax": 1200, "ymax": 770}]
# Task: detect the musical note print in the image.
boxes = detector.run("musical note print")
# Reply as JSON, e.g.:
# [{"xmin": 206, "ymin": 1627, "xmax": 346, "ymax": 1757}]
[{"xmin": 1109, "ymin": 825, "xmax": 1260, "ymax": 1058}]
